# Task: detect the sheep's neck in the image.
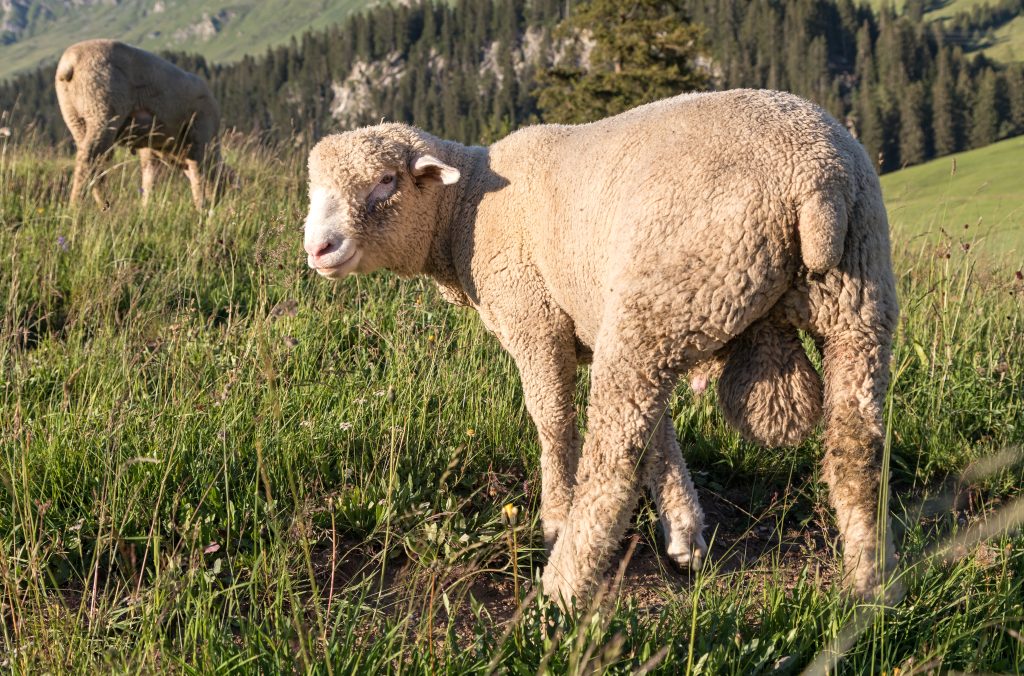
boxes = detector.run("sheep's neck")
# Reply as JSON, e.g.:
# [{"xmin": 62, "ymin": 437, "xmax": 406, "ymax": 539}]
[{"xmin": 423, "ymin": 141, "xmax": 489, "ymax": 306}]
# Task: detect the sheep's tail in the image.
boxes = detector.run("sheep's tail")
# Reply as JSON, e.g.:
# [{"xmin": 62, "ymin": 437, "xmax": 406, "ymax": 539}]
[
  {"xmin": 56, "ymin": 55, "xmax": 76, "ymax": 83},
  {"xmin": 797, "ymin": 192, "xmax": 847, "ymax": 273}
]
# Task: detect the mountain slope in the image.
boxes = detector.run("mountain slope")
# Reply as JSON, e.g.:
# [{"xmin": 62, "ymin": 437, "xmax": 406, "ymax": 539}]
[
  {"xmin": 882, "ymin": 135, "xmax": 1024, "ymax": 259},
  {"xmin": 985, "ymin": 14, "xmax": 1024, "ymax": 61},
  {"xmin": 0, "ymin": 0, "xmax": 373, "ymax": 80},
  {"xmin": 867, "ymin": 0, "xmax": 1024, "ymax": 62},
  {"xmin": 868, "ymin": 0, "xmax": 1004, "ymax": 14}
]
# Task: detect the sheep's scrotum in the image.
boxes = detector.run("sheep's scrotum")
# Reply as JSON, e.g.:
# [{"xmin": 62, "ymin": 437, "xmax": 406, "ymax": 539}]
[{"xmin": 717, "ymin": 318, "xmax": 823, "ymax": 448}]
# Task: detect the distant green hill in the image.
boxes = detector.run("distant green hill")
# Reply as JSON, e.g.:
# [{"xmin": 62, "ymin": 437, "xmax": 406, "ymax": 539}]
[
  {"xmin": 982, "ymin": 13, "xmax": 1024, "ymax": 62},
  {"xmin": 868, "ymin": 0, "xmax": 1024, "ymax": 62},
  {"xmin": 882, "ymin": 135, "xmax": 1024, "ymax": 261},
  {"xmin": 869, "ymin": 0, "xmax": 1002, "ymax": 15},
  {"xmin": 0, "ymin": 0, "xmax": 372, "ymax": 80}
]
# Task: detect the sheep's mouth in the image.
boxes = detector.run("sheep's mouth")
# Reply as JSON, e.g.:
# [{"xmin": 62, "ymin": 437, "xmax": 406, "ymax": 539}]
[{"xmin": 313, "ymin": 247, "xmax": 362, "ymax": 279}]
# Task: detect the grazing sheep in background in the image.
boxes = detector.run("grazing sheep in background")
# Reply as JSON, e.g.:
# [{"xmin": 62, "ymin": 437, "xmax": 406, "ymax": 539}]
[
  {"xmin": 55, "ymin": 39, "xmax": 228, "ymax": 210},
  {"xmin": 301, "ymin": 89, "xmax": 901, "ymax": 605}
]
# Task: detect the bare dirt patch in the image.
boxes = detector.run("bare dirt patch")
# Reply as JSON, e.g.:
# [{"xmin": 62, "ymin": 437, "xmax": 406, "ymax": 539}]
[{"xmin": 308, "ymin": 487, "xmax": 842, "ymax": 648}]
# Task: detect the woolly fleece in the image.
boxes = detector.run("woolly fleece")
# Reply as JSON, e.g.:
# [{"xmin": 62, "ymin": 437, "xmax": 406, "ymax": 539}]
[{"xmin": 55, "ymin": 39, "xmax": 225, "ymax": 210}]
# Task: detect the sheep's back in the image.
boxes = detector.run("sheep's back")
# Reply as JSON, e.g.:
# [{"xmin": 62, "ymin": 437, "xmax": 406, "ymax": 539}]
[
  {"xmin": 56, "ymin": 39, "xmax": 214, "ymax": 133},
  {"xmin": 485, "ymin": 89, "xmax": 874, "ymax": 347}
]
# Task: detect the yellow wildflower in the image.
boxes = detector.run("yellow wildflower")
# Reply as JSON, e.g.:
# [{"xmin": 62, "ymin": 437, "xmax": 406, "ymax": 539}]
[{"xmin": 502, "ymin": 503, "xmax": 519, "ymax": 526}]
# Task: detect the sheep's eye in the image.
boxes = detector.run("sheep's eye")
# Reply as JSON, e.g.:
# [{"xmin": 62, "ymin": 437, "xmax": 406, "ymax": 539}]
[{"xmin": 367, "ymin": 175, "xmax": 398, "ymax": 213}]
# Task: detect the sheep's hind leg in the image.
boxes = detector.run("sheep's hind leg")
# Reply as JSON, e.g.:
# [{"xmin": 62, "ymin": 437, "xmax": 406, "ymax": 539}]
[
  {"xmin": 139, "ymin": 148, "xmax": 160, "ymax": 207},
  {"xmin": 184, "ymin": 158, "xmax": 206, "ymax": 211},
  {"xmin": 542, "ymin": 342, "xmax": 673, "ymax": 605},
  {"xmin": 645, "ymin": 414, "xmax": 707, "ymax": 571},
  {"xmin": 184, "ymin": 137, "xmax": 210, "ymax": 211},
  {"xmin": 819, "ymin": 327, "xmax": 901, "ymax": 602},
  {"xmin": 70, "ymin": 148, "xmax": 91, "ymax": 206},
  {"xmin": 71, "ymin": 127, "xmax": 116, "ymax": 209}
]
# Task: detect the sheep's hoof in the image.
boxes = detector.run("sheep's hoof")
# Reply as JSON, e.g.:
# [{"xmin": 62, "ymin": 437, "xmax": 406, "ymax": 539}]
[
  {"xmin": 540, "ymin": 566, "xmax": 581, "ymax": 611},
  {"xmin": 665, "ymin": 531, "xmax": 707, "ymax": 572},
  {"xmin": 848, "ymin": 564, "xmax": 905, "ymax": 605}
]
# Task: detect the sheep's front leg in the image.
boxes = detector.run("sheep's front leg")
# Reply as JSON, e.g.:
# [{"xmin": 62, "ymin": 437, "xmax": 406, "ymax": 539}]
[
  {"xmin": 139, "ymin": 148, "xmax": 160, "ymax": 207},
  {"xmin": 644, "ymin": 414, "xmax": 707, "ymax": 571},
  {"xmin": 184, "ymin": 158, "xmax": 205, "ymax": 211},
  {"xmin": 506, "ymin": 327, "xmax": 580, "ymax": 549},
  {"xmin": 542, "ymin": 346, "xmax": 673, "ymax": 604}
]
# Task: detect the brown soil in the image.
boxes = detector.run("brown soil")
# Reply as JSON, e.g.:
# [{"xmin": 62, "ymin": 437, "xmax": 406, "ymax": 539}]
[{"xmin": 308, "ymin": 486, "xmax": 843, "ymax": 649}]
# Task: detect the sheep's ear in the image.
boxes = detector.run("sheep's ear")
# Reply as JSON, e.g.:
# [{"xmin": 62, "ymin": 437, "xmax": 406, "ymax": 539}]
[{"xmin": 412, "ymin": 155, "xmax": 460, "ymax": 185}]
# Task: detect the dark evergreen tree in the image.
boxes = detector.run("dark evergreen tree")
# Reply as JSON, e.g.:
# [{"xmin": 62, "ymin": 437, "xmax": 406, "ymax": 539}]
[
  {"xmin": 1006, "ymin": 64, "xmax": 1024, "ymax": 134},
  {"xmin": 970, "ymin": 68, "xmax": 1004, "ymax": 148},
  {"xmin": 899, "ymin": 81, "xmax": 930, "ymax": 166},
  {"xmin": 957, "ymin": 65, "xmax": 979, "ymax": 148},
  {"xmin": 534, "ymin": 0, "xmax": 707, "ymax": 124},
  {"xmin": 906, "ymin": 0, "xmax": 925, "ymax": 23},
  {"xmin": 931, "ymin": 47, "xmax": 961, "ymax": 156},
  {"xmin": 856, "ymin": 80, "xmax": 885, "ymax": 171}
]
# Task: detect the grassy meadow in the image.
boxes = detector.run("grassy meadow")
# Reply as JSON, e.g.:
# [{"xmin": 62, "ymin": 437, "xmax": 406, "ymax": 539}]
[
  {"xmin": 1, "ymin": 128, "xmax": 1024, "ymax": 673},
  {"xmin": 882, "ymin": 134, "xmax": 1024, "ymax": 263}
]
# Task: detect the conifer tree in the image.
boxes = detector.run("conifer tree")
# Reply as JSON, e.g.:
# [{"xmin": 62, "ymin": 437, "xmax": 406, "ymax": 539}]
[
  {"xmin": 955, "ymin": 62, "xmax": 976, "ymax": 145},
  {"xmin": 969, "ymin": 67, "xmax": 1001, "ymax": 149},
  {"xmin": 898, "ymin": 81, "xmax": 929, "ymax": 166},
  {"xmin": 930, "ymin": 48, "xmax": 960, "ymax": 156},
  {"xmin": 1006, "ymin": 64, "xmax": 1024, "ymax": 134},
  {"xmin": 906, "ymin": 0, "xmax": 925, "ymax": 24},
  {"xmin": 534, "ymin": 0, "xmax": 707, "ymax": 124},
  {"xmin": 855, "ymin": 79, "xmax": 885, "ymax": 172}
]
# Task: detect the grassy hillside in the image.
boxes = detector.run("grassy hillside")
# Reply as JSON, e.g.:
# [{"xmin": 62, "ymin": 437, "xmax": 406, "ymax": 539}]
[
  {"xmin": 868, "ymin": 0, "xmax": 1024, "ymax": 61},
  {"xmin": 0, "ymin": 0, "xmax": 372, "ymax": 80},
  {"xmin": 984, "ymin": 13, "xmax": 1024, "ymax": 61},
  {"xmin": 882, "ymin": 134, "xmax": 1024, "ymax": 264},
  {"xmin": 1, "ymin": 130, "xmax": 1023, "ymax": 671},
  {"xmin": 935, "ymin": 0, "xmax": 1024, "ymax": 63},
  {"xmin": 868, "ymin": 0, "xmax": 1002, "ymax": 16}
]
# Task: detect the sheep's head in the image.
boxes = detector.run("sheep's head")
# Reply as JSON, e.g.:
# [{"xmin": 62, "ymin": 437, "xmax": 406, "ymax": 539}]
[{"xmin": 303, "ymin": 125, "xmax": 460, "ymax": 279}]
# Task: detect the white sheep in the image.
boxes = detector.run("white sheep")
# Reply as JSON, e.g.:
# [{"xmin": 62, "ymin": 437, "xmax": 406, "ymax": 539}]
[
  {"xmin": 55, "ymin": 39, "xmax": 228, "ymax": 210},
  {"xmin": 301, "ymin": 89, "xmax": 901, "ymax": 605}
]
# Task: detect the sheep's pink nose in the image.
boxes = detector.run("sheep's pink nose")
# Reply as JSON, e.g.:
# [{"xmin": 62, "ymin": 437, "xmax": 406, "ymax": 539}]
[{"xmin": 305, "ymin": 238, "xmax": 337, "ymax": 262}]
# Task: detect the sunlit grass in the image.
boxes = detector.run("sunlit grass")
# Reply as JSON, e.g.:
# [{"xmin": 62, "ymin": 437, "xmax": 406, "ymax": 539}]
[{"xmin": 882, "ymin": 135, "xmax": 1024, "ymax": 263}]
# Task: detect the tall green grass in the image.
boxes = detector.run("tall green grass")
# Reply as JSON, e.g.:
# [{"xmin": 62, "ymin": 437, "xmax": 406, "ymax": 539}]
[{"xmin": 1, "ymin": 127, "xmax": 1023, "ymax": 673}]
